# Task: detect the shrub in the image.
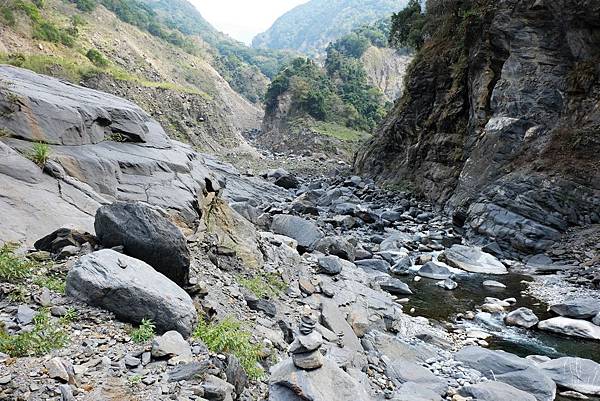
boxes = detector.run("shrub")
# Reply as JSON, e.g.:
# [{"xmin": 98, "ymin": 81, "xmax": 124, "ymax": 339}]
[
  {"xmin": 194, "ymin": 316, "xmax": 263, "ymax": 379},
  {"xmin": 130, "ymin": 318, "xmax": 155, "ymax": 343},
  {"xmin": 33, "ymin": 21, "xmax": 76, "ymax": 47},
  {"xmin": 29, "ymin": 142, "xmax": 51, "ymax": 166},
  {"xmin": 0, "ymin": 309, "xmax": 69, "ymax": 357},
  {"xmin": 73, "ymin": 0, "xmax": 97, "ymax": 12},
  {"xmin": 32, "ymin": 0, "xmax": 44, "ymax": 8},
  {"xmin": 0, "ymin": 243, "xmax": 34, "ymax": 283},
  {"xmin": 86, "ymin": 49, "xmax": 109, "ymax": 67},
  {"xmin": 0, "ymin": 6, "xmax": 16, "ymax": 26}
]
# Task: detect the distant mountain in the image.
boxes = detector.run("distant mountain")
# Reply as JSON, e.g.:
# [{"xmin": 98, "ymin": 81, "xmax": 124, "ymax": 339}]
[
  {"xmin": 252, "ymin": 0, "xmax": 409, "ymax": 56},
  {"xmin": 138, "ymin": 0, "xmax": 296, "ymax": 103}
]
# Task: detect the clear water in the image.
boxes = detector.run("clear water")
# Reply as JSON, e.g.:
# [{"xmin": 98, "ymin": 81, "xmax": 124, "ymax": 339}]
[{"xmin": 405, "ymin": 272, "xmax": 600, "ymax": 364}]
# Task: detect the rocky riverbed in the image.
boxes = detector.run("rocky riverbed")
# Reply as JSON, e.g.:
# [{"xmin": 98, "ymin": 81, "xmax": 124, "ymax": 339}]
[
  {"xmin": 1, "ymin": 157, "xmax": 600, "ymax": 401},
  {"xmin": 1, "ymin": 66, "xmax": 599, "ymax": 401}
]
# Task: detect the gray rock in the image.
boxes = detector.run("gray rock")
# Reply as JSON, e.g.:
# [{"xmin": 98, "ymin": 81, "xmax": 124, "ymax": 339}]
[
  {"xmin": 315, "ymin": 237, "xmax": 355, "ymax": 261},
  {"xmin": 95, "ymin": 202, "xmax": 190, "ymax": 286},
  {"xmin": 289, "ymin": 331, "xmax": 323, "ymax": 353},
  {"xmin": 394, "ymin": 382, "xmax": 442, "ymax": 401},
  {"xmin": 124, "ymin": 355, "xmax": 141, "ymax": 368},
  {"xmin": 549, "ymin": 298, "xmax": 600, "ymax": 319},
  {"xmin": 203, "ymin": 374, "xmax": 235, "ymax": 401},
  {"xmin": 418, "ymin": 262, "xmax": 452, "ymax": 280},
  {"xmin": 168, "ymin": 361, "xmax": 211, "ymax": 382},
  {"xmin": 225, "ymin": 355, "xmax": 247, "ymax": 396},
  {"xmin": 443, "ymin": 245, "xmax": 507, "ymax": 275},
  {"xmin": 66, "ymin": 250, "xmax": 197, "ymax": 337},
  {"xmin": 377, "ymin": 277, "xmax": 413, "ymax": 295},
  {"xmin": 317, "ymin": 255, "xmax": 346, "ymax": 275},
  {"xmin": 151, "ymin": 331, "xmax": 192, "ymax": 359},
  {"xmin": 271, "ymin": 215, "xmax": 323, "ymax": 252},
  {"xmin": 59, "ymin": 384, "xmax": 75, "ymax": 401},
  {"xmin": 540, "ymin": 357, "xmax": 600, "ymax": 395},
  {"xmin": 594, "ymin": 313, "xmax": 600, "ymax": 326},
  {"xmin": 46, "ymin": 357, "xmax": 69, "ymax": 382},
  {"xmin": 538, "ymin": 317, "xmax": 600, "ymax": 340},
  {"xmin": 459, "ymin": 381, "xmax": 537, "ymax": 401},
  {"xmin": 355, "ymin": 258, "xmax": 391, "ymax": 273},
  {"xmin": 347, "ymin": 307, "xmax": 370, "ymax": 338},
  {"xmin": 505, "ymin": 307, "xmax": 539, "ymax": 329},
  {"xmin": 437, "ymin": 278, "xmax": 458, "ymax": 290},
  {"xmin": 455, "ymin": 346, "xmax": 556, "ymax": 401},
  {"xmin": 274, "ymin": 174, "xmax": 299, "ymax": 189},
  {"xmin": 269, "ymin": 359, "xmax": 372, "ymax": 401},
  {"xmin": 0, "ymin": 375, "xmax": 11, "ymax": 385},
  {"xmin": 321, "ymin": 299, "xmax": 362, "ymax": 351},
  {"xmin": 390, "ymin": 256, "xmax": 412, "ymax": 275},
  {"xmin": 483, "ymin": 280, "xmax": 507, "ymax": 288},
  {"xmin": 385, "ymin": 360, "xmax": 447, "ymax": 395},
  {"xmin": 16, "ymin": 305, "xmax": 35, "ymax": 325},
  {"xmin": 292, "ymin": 350, "xmax": 324, "ymax": 370},
  {"xmin": 245, "ymin": 296, "xmax": 277, "ymax": 318}
]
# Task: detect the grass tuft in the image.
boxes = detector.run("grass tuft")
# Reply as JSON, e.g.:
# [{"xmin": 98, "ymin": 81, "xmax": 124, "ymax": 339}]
[
  {"xmin": 34, "ymin": 274, "xmax": 65, "ymax": 293},
  {"xmin": 130, "ymin": 318, "xmax": 155, "ymax": 343},
  {"xmin": 0, "ymin": 243, "xmax": 34, "ymax": 283},
  {"xmin": 29, "ymin": 141, "xmax": 51, "ymax": 166},
  {"xmin": 193, "ymin": 316, "xmax": 264, "ymax": 379},
  {"xmin": 0, "ymin": 308, "xmax": 69, "ymax": 357},
  {"xmin": 237, "ymin": 272, "xmax": 287, "ymax": 299}
]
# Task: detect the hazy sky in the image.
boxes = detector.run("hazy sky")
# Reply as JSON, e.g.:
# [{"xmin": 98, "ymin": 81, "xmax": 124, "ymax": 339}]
[{"xmin": 191, "ymin": 0, "xmax": 309, "ymax": 44}]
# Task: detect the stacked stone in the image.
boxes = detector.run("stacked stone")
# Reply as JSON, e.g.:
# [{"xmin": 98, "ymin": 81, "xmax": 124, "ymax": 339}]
[{"xmin": 289, "ymin": 313, "xmax": 324, "ymax": 370}]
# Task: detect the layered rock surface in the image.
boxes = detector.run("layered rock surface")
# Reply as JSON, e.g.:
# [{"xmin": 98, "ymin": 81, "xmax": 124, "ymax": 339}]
[
  {"xmin": 355, "ymin": 0, "xmax": 600, "ymax": 255},
  {"xmin": 0, "ymin": 65, "xmax": 216, "ymax": 244}
]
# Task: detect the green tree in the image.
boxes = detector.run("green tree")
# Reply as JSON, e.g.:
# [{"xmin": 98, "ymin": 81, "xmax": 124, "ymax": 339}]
[{"xmin": 389, "ymin": 0, "xmax": 426, "ymax": 50}]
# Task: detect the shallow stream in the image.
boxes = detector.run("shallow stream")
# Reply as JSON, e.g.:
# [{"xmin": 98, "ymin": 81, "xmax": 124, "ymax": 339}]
[{"xmin": 407, "ymin": 271, "xmax": 600, "ymax": 357}]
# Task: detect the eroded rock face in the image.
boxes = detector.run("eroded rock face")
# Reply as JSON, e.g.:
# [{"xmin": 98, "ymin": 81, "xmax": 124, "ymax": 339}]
[
  {"xmin": 355, "ymin": 0, "xmax": 600, "ymax": 255},
  {"xmin": 65, "ymin": 250, "xmax": 197, "ymax": 337},
  {"xmin": 0, "ymin": 66, "xmax": 215, "ymax": 244}
]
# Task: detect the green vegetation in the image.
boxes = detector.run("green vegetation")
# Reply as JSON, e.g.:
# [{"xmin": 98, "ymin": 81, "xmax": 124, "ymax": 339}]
[
  {"xmin": 194, "ymin": 316, "xmax": 263, "ymax": 379},
  {"xmin": 29, "ymin": 141, "xmax": 51, "ymax": 166},
  {"xmin": 59, "ymin": 307, "xmax": 78, "ymax": 324},
  {"xmin": 7, "ymin": 284, "xmax": 29, "ymax": 302},
  {"xmin": 389, "ymin": 0, "xmax": 426, "ymax": 50},
  {"xmin": 33, "ymin": 21, "xmax": 76, "ymax": 47},
  {"xmin": 72, "ymin": 0, "xmax": 96, "ymax": 12},
  {"xmin": 130, "ymin": 318, "xmax": 155, "ymax": 343},
  {"xmin": 238, "ymin": 272, "xmax": 287, "ymax": 299},
  {"xmin": 265, "ymin": 19, "xmax": 391, "ymax": 134},
  {"xmin": 0, "ymin": 243, "xmax": 34, "ymax": 283},
  {"xmin": 0, "ymin": 308, "xmax": 69, "ymax": 357},
  {"xmin": 313, "ymin": 121, "xmax": 369, "ymax": 142},
  {"xmin": 85, "ymin": 48, "xmax": 109, "ymax": 67},
  {"xmin": 0, "ymin": 53, "xmax": 207, "ymax": 96},
  {"xmin": 34, "ymin": 274, "xmax": 65, "ymax": 293}
]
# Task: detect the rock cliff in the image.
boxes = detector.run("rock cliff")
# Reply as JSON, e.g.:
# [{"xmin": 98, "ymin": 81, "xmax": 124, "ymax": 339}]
[{"xmin": 356, "ymin": 0, "xmax": 600, "ymax": 255}]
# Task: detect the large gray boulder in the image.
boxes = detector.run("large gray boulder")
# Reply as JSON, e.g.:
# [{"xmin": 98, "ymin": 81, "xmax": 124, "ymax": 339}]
[
  {"xmin": 455, "ymin": 346, "xmax": 556, "ymax": 401},
  {"xmin": 269, "ymin": 359, "xmax": 372, "ymax": 401},
  {"xmin": 418, "ymin": 262, "xmax": 452, "ymax": 280},
  {"xmin": 442, "ymin": 245, "xmax": 507, "ymax": 275},
  {"xmin": 538, "ymin": 317, "xmax": 600, "ymax": 340},
  {"xmin": 66, "ymin": 250, "xmax": 197, "ymax": 337},
  {"xmin": 95, "ymin": 202, "xmax": 190, "ymax": 286},
  {"xmin": 271, "ymin": 215, "xmax": 323, "ymax": 252},
  {"xmin": 458, "ymin": 381, "xmax": 537, "ymax": 401},
  {"xmin": 549, "ymin": 298, "xmax": 600, "ymax": 319},
  {"xmin": 505, "ymin": 307, "xmax": 539, "ymax": 329},
  {"xmin": 540, "ymin": 357, "xmax": 600, "ymax": 395}
]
